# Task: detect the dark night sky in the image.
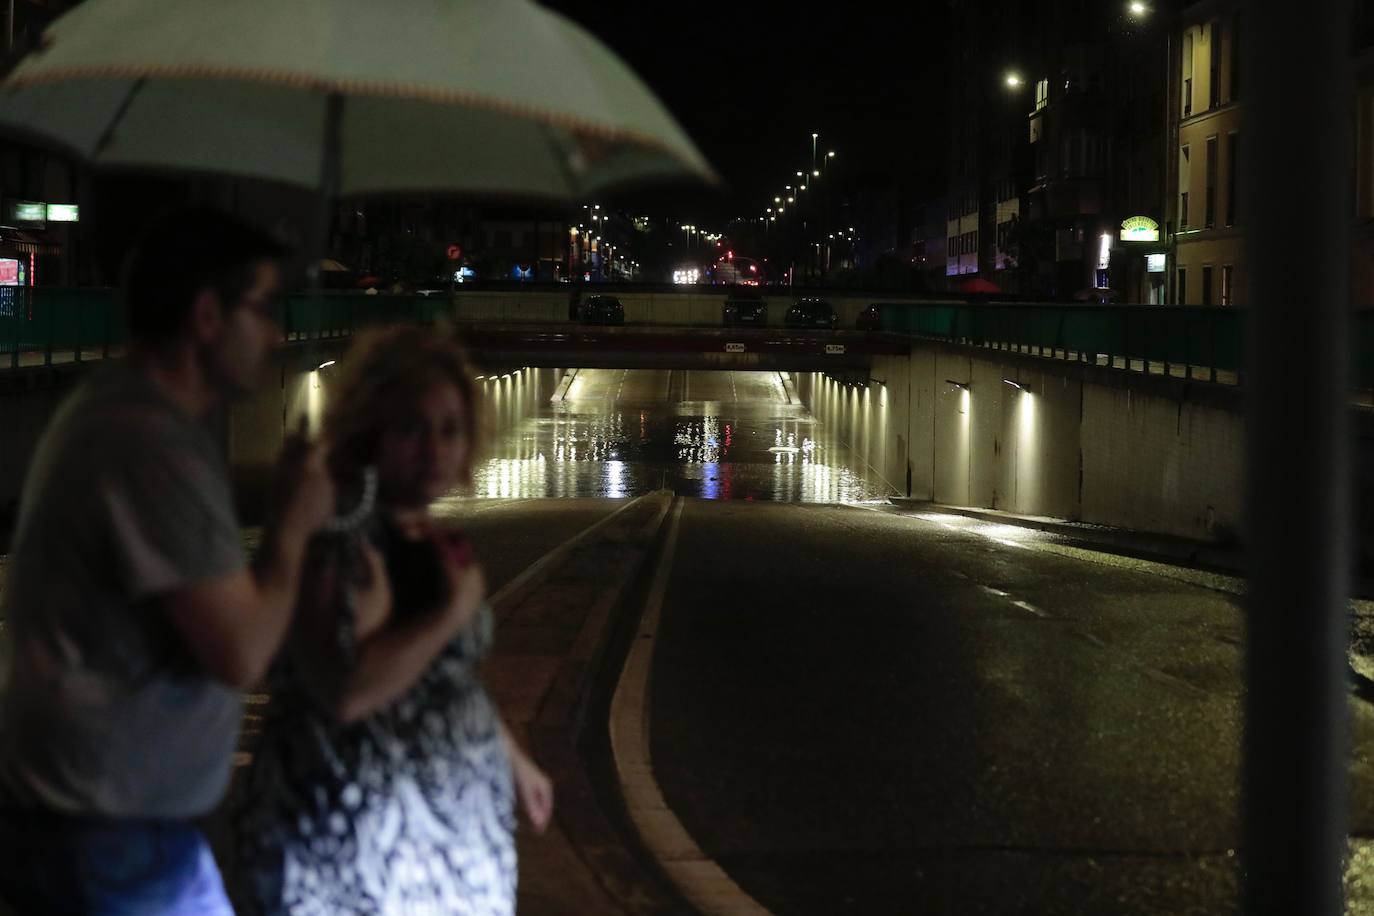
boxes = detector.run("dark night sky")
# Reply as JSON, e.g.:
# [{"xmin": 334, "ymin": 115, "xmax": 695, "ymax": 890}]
[{"xmin": 541, "ymin": 2, "xmax": 952, "ymax": 224}]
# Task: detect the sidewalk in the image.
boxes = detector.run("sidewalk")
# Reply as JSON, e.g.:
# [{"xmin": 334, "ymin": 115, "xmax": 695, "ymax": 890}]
[{"xmin": 483, "ymin": 489, "xmax": 689, "ymax": 915}]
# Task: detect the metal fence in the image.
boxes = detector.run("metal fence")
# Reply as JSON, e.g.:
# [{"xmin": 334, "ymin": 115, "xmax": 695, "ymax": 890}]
[
  {"xmin": 1, "ymin": 288, "xmax": 451, "ymax": 368},
  {"xmin": 878, "ymin": 301, "xmax": 1249, "ymax": 384},
  {"xmin": 3, "ymin": 287, "xmax": 1371, "ymax": 390}
]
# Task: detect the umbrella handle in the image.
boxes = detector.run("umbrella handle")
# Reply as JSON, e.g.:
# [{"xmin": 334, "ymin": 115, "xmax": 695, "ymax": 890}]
[{"xmin": 307, "ymin": 93, "xmax": 345, "ymax": 294}]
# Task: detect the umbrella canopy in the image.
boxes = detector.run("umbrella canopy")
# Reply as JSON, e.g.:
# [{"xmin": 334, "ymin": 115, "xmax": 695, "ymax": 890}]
[
  {"xmin": 959, "ymin": 277, "xmax": 1002, "ymax": 294},
  {"xmin": 0, "ymin": 0, "xmax": 717, "ymax": 200}
]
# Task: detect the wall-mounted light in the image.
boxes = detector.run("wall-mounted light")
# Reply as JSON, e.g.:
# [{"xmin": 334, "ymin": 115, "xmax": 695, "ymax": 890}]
[
  {"xmin": 946, "ymin": 379, "xmax": 970, "ymax": 390},
  {"xmin": 1003, "ymin": 378, "xmax": 1025, "ymax": 391},
  {"xmin": 317, "ymin": 360, "xmax": 336, "ymax": 370}
]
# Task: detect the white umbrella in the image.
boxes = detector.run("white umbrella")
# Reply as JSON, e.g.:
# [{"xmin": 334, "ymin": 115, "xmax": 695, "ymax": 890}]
[{"xmin": 0, "ymin": 0, "xmax": 717, "ymax": 201}]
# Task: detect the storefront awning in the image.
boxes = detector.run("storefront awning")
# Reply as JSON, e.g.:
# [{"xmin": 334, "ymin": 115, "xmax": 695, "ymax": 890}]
[{"xmin": 0, "ymin": 228, "xmax": 61, "ymax": 256}]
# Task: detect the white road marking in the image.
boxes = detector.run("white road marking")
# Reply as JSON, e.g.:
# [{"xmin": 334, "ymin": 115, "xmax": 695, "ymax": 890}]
[{"xmin": 609, "ymin": 499, "xmax": 773, "ymax": 916}]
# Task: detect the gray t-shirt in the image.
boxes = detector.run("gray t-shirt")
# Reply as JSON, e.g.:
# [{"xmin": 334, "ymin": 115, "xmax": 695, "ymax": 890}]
[{"xmin": 0, "ymin": 364, "xmax": 246, "ymax": 819}]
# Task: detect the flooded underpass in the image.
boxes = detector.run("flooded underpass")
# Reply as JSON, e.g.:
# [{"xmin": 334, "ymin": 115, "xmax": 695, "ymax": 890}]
[{"xmin": 467, "ymin": 368, "xmax": 897, "ymax": 503}]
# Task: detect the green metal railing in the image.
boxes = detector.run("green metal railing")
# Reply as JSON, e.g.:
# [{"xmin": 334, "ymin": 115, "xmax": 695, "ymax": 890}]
[
  {"xmin": 4, "ymin": 287, "xmax": 1372, "ymax": 390},
  {"xmin": 2, "ymin": 289, "xmax": 451, "ymax": 368},
  {"xmin": 2, "ymin": 288, "xmax": 125, "ymax": 367},
  {"xmin": 879, "ymin": 301, "xmax": 1249, "ymax": 384},
  {"xmin": 281, "ymin": 294, "xmax": 451, "ymax": 342}
]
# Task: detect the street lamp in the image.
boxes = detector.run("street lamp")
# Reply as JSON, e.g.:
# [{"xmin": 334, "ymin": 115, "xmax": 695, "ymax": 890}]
[
  {"xmin": 811, "ymin": 132, "xmax": 819, "ymax": 174},
  {"xmin": 1005, "ymin": 72, "xmax": 1023, "ymax": 88},
  {"xmin": 1128, "ymin": 0, "xmax": 1148, "ymax": 15}
]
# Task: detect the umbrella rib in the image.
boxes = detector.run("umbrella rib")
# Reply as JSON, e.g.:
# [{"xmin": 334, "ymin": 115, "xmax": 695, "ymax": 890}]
[
  {"xmin": 540, "ymin": 123, "xmax": 582, "ymax": 200},
  {"xmin": 91, "ymin": 77, "xmax": 146, "ymax": 158}
]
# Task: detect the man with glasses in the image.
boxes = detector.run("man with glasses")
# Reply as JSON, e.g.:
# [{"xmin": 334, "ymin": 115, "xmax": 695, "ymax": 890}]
[{"xmin": 0, "ymin": 207, "xmax": 334, "ymax": 913}]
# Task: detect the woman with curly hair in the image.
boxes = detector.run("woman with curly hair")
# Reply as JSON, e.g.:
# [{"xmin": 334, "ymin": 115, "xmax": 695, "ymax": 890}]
[{"xmin": 237, "ymin": 326, "xmax": 553, "ymax": 915}]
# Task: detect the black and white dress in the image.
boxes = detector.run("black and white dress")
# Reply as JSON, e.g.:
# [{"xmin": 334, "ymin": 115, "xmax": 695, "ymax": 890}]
[{"xmin": 237, "ymin": 525, "xmax": 516, "ymax": 916}]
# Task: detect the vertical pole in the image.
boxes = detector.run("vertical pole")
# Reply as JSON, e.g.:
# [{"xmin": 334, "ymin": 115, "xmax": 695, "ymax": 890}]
[
  {"xmin": 1242, "ymin": 1, "xmax": 1350, "ymax": 913},
  {"xmin": 308, "ymin": 93, "xmax": 344, "ymax": 354}
]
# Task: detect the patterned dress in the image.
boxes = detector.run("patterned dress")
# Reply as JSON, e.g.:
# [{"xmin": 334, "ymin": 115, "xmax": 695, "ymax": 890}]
[{"xmin": 237, "ymin": 525, "xmax": 516, "ymax": 916}]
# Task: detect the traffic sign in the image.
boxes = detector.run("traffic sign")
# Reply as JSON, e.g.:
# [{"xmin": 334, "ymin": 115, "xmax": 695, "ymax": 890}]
[{"xmin": 446, "ymin": 244, "xmax": 462, "ymax": 260}]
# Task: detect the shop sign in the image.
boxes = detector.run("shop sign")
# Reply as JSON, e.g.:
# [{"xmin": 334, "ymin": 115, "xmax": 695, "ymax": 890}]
[
  {"xmin": 10, "ymin": 201, "xmax": 44, "ymax": 222},
  {"xmin": 1121, "ymin": 216, "xmax": 1160, "ymax": 242}
]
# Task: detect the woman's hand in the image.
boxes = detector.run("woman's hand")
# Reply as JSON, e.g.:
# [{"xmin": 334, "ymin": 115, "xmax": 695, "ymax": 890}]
[
  {"xmin": 510, "ymin": 748, "xmax": 554, "ymax": 835},
  {"xmin": 438, "ymin": 534, "xmax": 486, "ymax": 637}
]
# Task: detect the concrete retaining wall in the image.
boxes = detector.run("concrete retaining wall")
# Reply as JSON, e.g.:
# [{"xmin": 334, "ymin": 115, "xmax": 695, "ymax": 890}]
[
  {"xmin": 1, "ymin": 351, "xmax": 564, "ymax": 532},
  {"xmin": 798, "ymin": 344, "xmax": 1247, "ymax": 542},
  {"xmin": 227, "ymin": 354, "xmax": 563, "ymax": 523}
]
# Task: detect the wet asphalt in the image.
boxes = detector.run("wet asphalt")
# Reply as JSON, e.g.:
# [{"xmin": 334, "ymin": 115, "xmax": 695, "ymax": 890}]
[
  {"xmin": 9, "ymin": 369, "xmax": 1374, "ymax": 913},
  {"xmin": 462, "ymin": 369, "xmax": 1374, "ymax": 914}
]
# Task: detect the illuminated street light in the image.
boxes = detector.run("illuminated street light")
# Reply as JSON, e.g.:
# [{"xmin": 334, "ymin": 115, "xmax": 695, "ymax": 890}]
[
  {"xmin": 775, "ymin": 196, "xmax": 782, "ymax": 203},
  {"xmin": 1128, "ymin": 0, "xmax": 1148, "ymax": 14},
  {"xmin": 828, "ymin": 151, "xmax": 836, "ymax": 158},
  {"xmin": 1005, "ymin": 72, "xmax": 1023, "ymax": 88}
]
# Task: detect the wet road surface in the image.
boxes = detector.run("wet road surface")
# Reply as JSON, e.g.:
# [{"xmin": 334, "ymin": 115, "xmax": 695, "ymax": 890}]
[
  {"xmin": 645, "ymin": 499, "xmax": 1374, "ymax": 915},
  {"xmin": 472, "ymin": 368, "xmax": 895, "ymax": 503}
]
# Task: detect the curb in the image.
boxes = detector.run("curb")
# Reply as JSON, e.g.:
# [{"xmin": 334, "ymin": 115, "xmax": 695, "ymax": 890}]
[
  {"xmin": 887, "ymin": 500, "xmax": 1374, "ymax": 601},
  {"xmin": 888, "ymin": 498, "xmax": 1247, "ymax": 575},
  {"xmin": 553, "ymin": 368, "xmax": 579, "ymax": 402},
  {"xmin": 609, "ymin": 498, "xmax": 773, "ymax": 916},
  {"xmin": 778, "ymin": 371, "xmax": 797, "ymax": 405},
  {"xmin": 487, "ymin": 490, "xmax": 690, "ymax": 915}
]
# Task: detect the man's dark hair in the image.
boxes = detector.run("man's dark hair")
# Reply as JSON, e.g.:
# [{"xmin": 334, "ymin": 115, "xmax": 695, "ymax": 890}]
[{"xmin": 122, "ymin": 206, "xmax": 290, "ymax": 347}]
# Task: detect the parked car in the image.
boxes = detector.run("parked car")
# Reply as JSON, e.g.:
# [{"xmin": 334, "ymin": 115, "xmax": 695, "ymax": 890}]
[
  {"xmin": 722, "ymin": 288, "xmax": 767, "ymax": 327},
  {"xmin": 785, "ymin": 298, "xmax": 838, "ymax": 329},
  {"xmin": 856, "ymin": 303, "xmax": 884, "ymax": 331},
  {"xmin": 579, "ymin": 294, "xmax": 624, "ymax": 325}
]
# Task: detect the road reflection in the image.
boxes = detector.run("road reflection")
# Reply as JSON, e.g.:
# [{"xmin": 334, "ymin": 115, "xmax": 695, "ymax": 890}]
[{"xmin": 469, "ymin": 369, "xmax": 893, "ymax": 503}]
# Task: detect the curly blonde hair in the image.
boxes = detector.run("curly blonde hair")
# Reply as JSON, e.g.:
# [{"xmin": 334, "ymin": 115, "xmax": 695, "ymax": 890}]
[{"xmin": 324, "ymin": 326, "xmax": 483, "ymax": 488}]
